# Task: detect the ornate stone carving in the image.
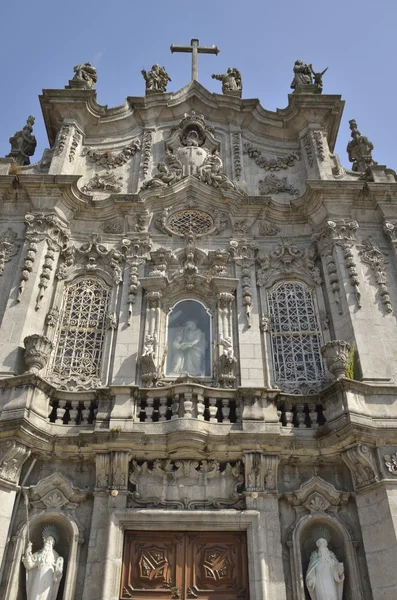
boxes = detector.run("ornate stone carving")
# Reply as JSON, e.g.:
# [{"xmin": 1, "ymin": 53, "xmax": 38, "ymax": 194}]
[
  {"xmin": 384, "ymin": 452, "xmax": 397, "ymax": 475},
  {"xmin": 326, "ymin": 220, "xmax": 361, "ymax": 308},
  {"xmin": 68, "ymin": 129, "xmax": 81, "ymax": 162},
  {"xmin": 228, "ymin": 240, "xmax": 257, "ymax": 327},
  {"xmin": 129, "ymin": 459, "xmax": 244, "ymax": 509},
  {"xmin": 342, "ymin": 444, "xmax": 379, "ymax": 489},
  {"xmin": 96, "ymin": 453, "xmax": 110, "ymax": 490},
  {"xmin": 312, "ymin": 224, "xmax": 342, "ymax": 314},
  {"xmin": 121, "ymin": 237, "xmax": 152, "ymax": 324},
  {"xmin": 55, "ymin": 124, "xmax": 70, "ymax": 155},
  {"xmin": 347, "ymin": 119, "xmax": 376, "ymax": 172},
  {"xmin": 207, "ymin": 249, "xmax": 229, "ymax": 277},
  {"xmin": 212, "ymin": 67, "xmax": 242, "ymax": 96},
  {"xmin": 258, "ymin": 220, "xmax": 280, "ymax": 236},
  {"xmin": 112, "ymin": 452, "xmax": 129, "ymax": 490},
  {"xmin": 285, "ymin": 476, "xmax": 349, "ymax": 512},
  {"xmin": 18, "ymin": 213, "xmax": 69, "ymax": 302},
  {"xmin": 23, "ymin": 334, "xmax": 53, "ymax": 373},
  {"xmin": 34, "ymin": 148, "xmax": 54, "ymax": 173},
  {"xmin": 106, "ymin": 311, "xmax": 118, "ymax": 330},
  {"xmin": 6, "ymin": 115, "xmax": 37, "ymax": 165},
  {"xmin": 81, "ymin": 171, "xmax": 123, "ymax": 194},
  {"xmin": 321, "ymin": 340, "xmax": 351, "ymax": 380},
  {"xmin": 70, "ymin": 62, "xmax": 97, "ymax": 89},
  {"xmin": 58, "ymin": 233, "xmax": 125, "ymax": 284},
  {"xmin": 0, "ymin": 228, "xmax": 19, "ymax": 274},
  {"xmin": 141, "ymin": 334, "xmax": 157, "ymax": 387},
  {"xmin": 141, "ymin": 130, "xmax": 153, "ymax": 176},
  {"xmin": 245, "ymin": 453, "xmax": 278, "ymax": 493},
  {"xmin": 313, "ymin": 131, "xmax": 325, "ymax": 161},
  {"xmin": 256, "ymin": 239, "xmax": 321, "ymax": 287},
  {"xmin": 0, "ymin": 439, "xmax": 30, "ymax": 485},
  {"xmin": 142, "ymin": 151, "xmax": 183, "ymax": 189},
  {"xmin": 102, "ymin": 219, "xmax": 123, "ymax": 234},
  {"xmin": 359, "ymin": 236, "xmax": 392, "ymax": 312},
  {"xmin": 148, "ymin": 247, "xmax": 175, "ymax": 277},
  {"xmin": 291, "ymin": 60, "xmax": 327, "ymax": 94},
  {"xmin": 82, "ymin": 140, "xmax": 141, "ymax": 168},
  {"xmin": 195, "ymin": 151, "xmax": 236, "ymax": 191},
  {"xmin": 259, "ymin": 174, "xmax": 299, "ymax": 196},
  {"xmin": 243, "ymin": 142, "xmax": 300, "ymax": 171},
  {"xmin": 219, "ymin": 336, "xmax": 237, "ymax": 388},
  {"xmin": 45, "ymin": 306, "xmax": 60, "ymax": 328},
  {"xmin": 28, "ymin": 471, "xmax": 88, "ymax": 510},
  {"xmin": 142, "ymin": 64, "xmax": 171, "ymax": 94},
  {"xmin": 36, "ymin": 241, "xmax": 58, "ymax": 310},
  {"xmin": 232, "ymin": 132, "xmax": 242, "ymax": 179},
  {"xmin": 303, "ymin": 131, "xmax": 326, "ymax": 166}
]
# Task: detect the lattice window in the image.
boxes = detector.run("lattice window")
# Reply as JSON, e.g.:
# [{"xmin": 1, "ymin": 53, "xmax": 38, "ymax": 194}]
[
  {"xmin": 52, "ymin": 277, "xmax": 111, "ymax": 384},
  {"xmin": 267, "ymin": 281, "xmax": 325, "ymax": 393},
  {"xmin": 168, "ymin": 209, "xmax": 213, "ymax": 235}
]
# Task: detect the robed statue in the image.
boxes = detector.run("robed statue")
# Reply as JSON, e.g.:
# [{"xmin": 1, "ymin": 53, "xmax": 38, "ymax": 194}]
[
  {"xmin": 305, "ymin": 536, "xmax": 344, "ymax": 600},
  {"xmin": 22, "ymin": 525, "xmax": 64, "ymax": 600},
  {"xmin": 171, "ymin": 320, "xmax": 205, "ymax": 376}
]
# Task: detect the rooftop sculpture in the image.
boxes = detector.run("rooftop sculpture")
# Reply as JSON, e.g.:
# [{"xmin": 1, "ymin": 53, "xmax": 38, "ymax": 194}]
[
  {"xmin": 70, "ymin": 62, "xmax": 98, "ymax": 89},
  {"xmin": 347, "ymin": 119, "xmax": 377, "ymax": 172},
  {"xmin": 142, "ymin": 64, "xmax": 171, "ymax": 94},
  {"xmin": 6, "ymin": 115, "xmax": 37, "ymax": 166},
  {"xmin": 212, "ymin": 67, "xmax": 242, "ymax": 96},
  {"xmin": 291, "ymin": 60, "xmax": 328, "ymax": 94}
]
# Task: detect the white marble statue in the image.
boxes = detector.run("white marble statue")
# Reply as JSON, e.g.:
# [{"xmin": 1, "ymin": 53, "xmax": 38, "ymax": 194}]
[
  {"xmin": 171, "ymin": 320, "xmax": 205, "ymax": 376},
  {"xmin": 305, "ymin": 537, "xmax": 344, "ymax": 600},
  {"xmin": 22, "ymin": 525, "xmax": 64, "ymax": 600}
]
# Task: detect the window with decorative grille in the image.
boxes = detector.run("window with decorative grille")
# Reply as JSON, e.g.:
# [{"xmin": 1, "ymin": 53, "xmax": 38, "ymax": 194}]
[
  {"xmin": 266, "ymin": 281, "xmax": 325, "ymax": 394},
  {"xmin": 51, "ymin": 277, "xmax": 111, "ymax": 385}
]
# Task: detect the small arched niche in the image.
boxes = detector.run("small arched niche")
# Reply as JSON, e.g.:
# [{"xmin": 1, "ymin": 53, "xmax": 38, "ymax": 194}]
[
  {"xmin": 6, "ymin": 510, "xmax": 82, "ymax": 600},
  {"xmin": 165, "ymin": 299, "xmax": 212, "ymax": 378}
]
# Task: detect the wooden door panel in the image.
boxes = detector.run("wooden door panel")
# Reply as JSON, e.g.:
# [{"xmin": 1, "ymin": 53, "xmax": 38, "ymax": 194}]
[
  {"xmin": 121, "ymin": 531, "xmax": 184, "ymax": 599},
  {"xmin": 186, "ymin": 533, "xmax": 249, "ymax": 600},
  {"xmin": 121, "ymin": 531, "xmax": 249, "ymax": 600}
]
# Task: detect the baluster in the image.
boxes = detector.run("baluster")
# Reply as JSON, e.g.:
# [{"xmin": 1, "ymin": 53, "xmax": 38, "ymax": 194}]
[
  {"xmin": 146, "ymin": 396, "xmax": 154, "ymax": 422},
  {"xmin": 209, "ymin": 397, "xmax": 218, "ymax": 423},
  {"xmin": 196, "ymin": 393, "xmax": 205, "ymax": 421},
  {"xmin": 285, "ymin": 403, "xmax": 294, "ymax": 429},
  {"xmin": 184, "ymin": 391, "xmax": 193, "ymax": 418},
  {"xmin": 69, "ymin": 400, "xmax": 79, "ymax": 424},
  {"xmin": 221, "ymin": 398, "xmax": 230, "ymax": 423},
  {"xmin": 55, "ymin": 403, "xmax": 66, "ymax": 425},
  {"xmin": 308, "ymin": 403, "xmax": 318, "ymax": 428},
  {"xmin": 159, "ymin": 396, "xmax": 168, "ymax": 421},
  {"xmin": 171, "ymin": 394, "xmax": 179, "ymax": 420},
  {"xmin": 296, "ymin": 403, "xmax": 306, "ymax": 428},
  {"xmin": 81, "ymin": 402, "xmax": 90, "ymax": 424},
  {"xmin": 235, "ymin": 398, "xmax": 242, "ymax": 423}
]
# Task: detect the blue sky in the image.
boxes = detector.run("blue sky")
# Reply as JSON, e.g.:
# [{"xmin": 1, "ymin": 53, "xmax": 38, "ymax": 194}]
[{"xmin": 0, "ymin": 0, "xmax": 395, "ymax": 169}]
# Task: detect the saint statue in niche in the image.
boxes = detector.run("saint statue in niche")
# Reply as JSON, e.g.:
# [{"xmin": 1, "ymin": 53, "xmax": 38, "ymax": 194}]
[
  {"xmin": 22, "ymin": 525, "xmax": 64, "ymax": 600},
  {"xmin": 305, "ymin": 534, "xmax": 344, "ymax": 600},
  {"xmin": 166, "ymin": 300, "xmax": 211, "ymax": 377}
]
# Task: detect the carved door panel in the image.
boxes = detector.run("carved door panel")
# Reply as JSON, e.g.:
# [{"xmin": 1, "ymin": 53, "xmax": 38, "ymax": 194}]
[{"xmin": 121, "ymin": 531, "xmax": 249, "ymax": 600}]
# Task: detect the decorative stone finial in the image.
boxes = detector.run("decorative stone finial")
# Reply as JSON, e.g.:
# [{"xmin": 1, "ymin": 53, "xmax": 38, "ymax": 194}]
[
  {"xmin": 290, "ymin": 60, "xmax": 327, "ymax": 94},
  {"xmin": 6, "ymin": 116, "xmax": 37, "ymax": 166},
  {"xmin": 212, "ymin": 68, "xmax": 242, "ymax": 97},
  {"xmin": 141, "ymin": 64, "xmax": 171, "ymax": 94},
  {"xmin": 347, "ymin": 119, "xmax": 377, "ymax": 172},
  {"xmin": 23, "ymin": 334, "xmax": 53, "ymax": 373},
  {"xmin": 321, "ymin": 340, "xmax": 351, "ymax": 380},
  {"xmin": 66, "ymin": 62, "xmax": 97, "ymax": 89}
]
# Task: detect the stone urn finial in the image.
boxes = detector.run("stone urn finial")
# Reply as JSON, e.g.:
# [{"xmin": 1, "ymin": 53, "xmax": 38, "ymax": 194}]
[
  {"xmin": 23, "ymin": 334, "xmax": 53, "ymax": 374},
  {"xmin": 321, "ymin": 340, "xmax": 351, "ymax": 380}
]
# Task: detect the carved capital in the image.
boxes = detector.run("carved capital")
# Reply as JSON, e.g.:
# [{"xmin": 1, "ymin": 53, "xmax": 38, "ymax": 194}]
[
  {"xmin": 342, "ymin": 444, "xmax": 379, "ymax": 490},
  {"xmin": 23, "ymin": 334, "xmax": 53, "ymax": 373},
  {"xmin": 24, "ymin": 212, "xmax": 70, "ymax": 248},
  {"xmin": 95, "ymin": 453, "xmax": 111, "ymax": 490},
  {"xmin": 112, "ymin": 451, "xmax": 129, "ymax": 490},
  {"xmin": 244, "ymin": 453, "xmax": 278, "ymax": 493},
  {"xmin": 0, "ymin": 440, "xmax": 30, "ymax": 486},
  {"xmin": 321, "ymin": 340, "xmax": 351, "ymax": 380}
]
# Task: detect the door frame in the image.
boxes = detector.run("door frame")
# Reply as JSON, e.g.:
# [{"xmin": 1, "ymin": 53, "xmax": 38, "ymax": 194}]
[{"xmin": 100, "ymin": 509, "xmax": 265, "ymax": 600}]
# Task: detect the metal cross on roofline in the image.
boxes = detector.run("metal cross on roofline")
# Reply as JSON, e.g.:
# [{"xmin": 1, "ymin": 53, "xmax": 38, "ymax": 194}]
[{"xmin": 170, "ymin": 38, "xmax": 220, "ymax": 82}]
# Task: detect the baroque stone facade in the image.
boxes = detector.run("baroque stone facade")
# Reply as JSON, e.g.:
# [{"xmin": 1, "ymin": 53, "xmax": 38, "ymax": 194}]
[{"xmin": 0, "ymin": 54, "xmax": 397, "ymax": 600}]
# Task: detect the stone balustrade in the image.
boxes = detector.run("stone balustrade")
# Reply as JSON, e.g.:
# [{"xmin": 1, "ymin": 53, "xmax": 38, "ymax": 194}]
[
  {"xmin": 48, "ymin": 398, "xmax": 98, "ymax": 425},
  {"xmin": 277, "ymin": 399, "xmax": 327, "ymax": 428}
]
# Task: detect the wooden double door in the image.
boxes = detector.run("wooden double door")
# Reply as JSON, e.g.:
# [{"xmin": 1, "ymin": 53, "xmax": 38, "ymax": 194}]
[{"xmin": 120, "ymin": 531, "xmax": 249, "ymax": 600}]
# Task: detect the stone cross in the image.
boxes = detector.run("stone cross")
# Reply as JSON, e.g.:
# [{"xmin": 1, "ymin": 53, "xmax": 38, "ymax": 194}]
[{"xmin": 170, "ymin": 38, "xmax": 219, "ymax": 82}]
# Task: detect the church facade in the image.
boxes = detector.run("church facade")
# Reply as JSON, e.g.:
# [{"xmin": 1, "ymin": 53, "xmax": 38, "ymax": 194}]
[{"xmin": 0, "ymin": 49, "xmax": 397, "ymax": 600}]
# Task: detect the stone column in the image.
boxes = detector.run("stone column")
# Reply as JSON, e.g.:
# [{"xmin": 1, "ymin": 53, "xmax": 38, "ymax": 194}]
[
  {"xmin": 83, "ymin": 452, "xmax": 129, "ymax": 600},
  {"xmin": 244, "ymin": 453, "xmax": 286, "ymax": 600},
  {"xmin": 343, "ymin": 444, "xmax": 397, "ymax": 599},
  {"xmin": 0, "ymin": 440, "xmax": 30, "ymax": 567}
]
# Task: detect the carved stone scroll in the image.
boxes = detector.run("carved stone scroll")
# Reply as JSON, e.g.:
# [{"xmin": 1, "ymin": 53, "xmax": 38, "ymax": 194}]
[
  {"xmin": 342, "ymin": 444, "xmax": 379, "ymax": 489},
  {"xmin": 359, "ymin": 237, "xmax": 392, "ymax": 313},
  {"xmin": 0, "ymin": 440, "xmax": 30, "ymax": 486},
  {"xmin": 0, "ymin": 228, "xmax": 20, "ymax": 275}
]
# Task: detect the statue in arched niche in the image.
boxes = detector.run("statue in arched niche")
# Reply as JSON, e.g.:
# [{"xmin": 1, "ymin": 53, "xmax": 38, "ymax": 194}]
[
  {"xmin": 22, "ymin": 524, "xmax": 64, "ymax": 600},
  {"xmin": 305, "ymin": 529, "xmax": 344, "ymax": 600},
  {"xmin": 166, "ymin": 300, "xmax": 211, "ymax": 377}
]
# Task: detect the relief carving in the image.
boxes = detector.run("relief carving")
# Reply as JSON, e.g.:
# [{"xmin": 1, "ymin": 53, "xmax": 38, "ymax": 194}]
[
  {"xmin": 0, "ymin": 439, "xmax": 30, "ymax": 485},
  {"xmin": 81, "ymin": 171, "xmax": 123, "ymax": 194},
  {"xmin": 82, "ymin": 139, "xmax": 141, "ymax": 168},
  {"xmin": 256, "ymin": 239, "xmax": 321, "ymax": 287},
  {"xmin": 342, "ymin": 444, "xmax": 379, "ymax": 489},
  {"xmin": 359, "ymin": 236, "xmax": 392, "ymax": 313},
  {"xmin": 259, "ymin": 174, "xmax": 299, "ymax": 196},
  {"xmin": 128, "ymin": 459, "xmax": 244, "ymax": 509},
  {"xmin": 243, "ymin": 142, "xmax": 300, "ymax": 171},
  {"xmin": 0, "ymin": 228, "xmax": 20, "ymax": 274}
]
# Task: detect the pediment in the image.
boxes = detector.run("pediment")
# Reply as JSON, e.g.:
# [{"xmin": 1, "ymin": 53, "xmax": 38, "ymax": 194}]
[
  {"xmin": 28, "ymin": 471, "xmax": 89, "ymax": 510},
  {"xmin": 285, "ymin": 475, "xmax": 349, "ymax": 512}
]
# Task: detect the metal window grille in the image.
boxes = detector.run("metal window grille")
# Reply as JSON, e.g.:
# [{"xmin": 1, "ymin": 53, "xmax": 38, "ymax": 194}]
[
  {"xmin": 52, "ymin": 277, "xmax": 111, "ymax": 381},
  {"xmin": 267, "ymin": 281, "xmax": 325, "ymax": 393},
  {"xmin": 168, "ymin": 209, "xmax": 213, "ymax": 235}
]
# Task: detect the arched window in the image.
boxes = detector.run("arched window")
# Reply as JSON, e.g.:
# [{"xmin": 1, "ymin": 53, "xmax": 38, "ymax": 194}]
[
  {"xmin": 51, "ymin": 277, "xmax": 111, "ymax": 385},
  {"xmin": 266, "ymin": 281, "xmax": 325, "ymax": 393}
]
